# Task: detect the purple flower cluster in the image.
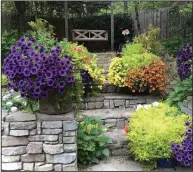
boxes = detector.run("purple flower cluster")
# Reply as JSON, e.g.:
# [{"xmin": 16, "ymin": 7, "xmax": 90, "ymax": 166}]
[
  {"xmin": 176, "ymin": 43, "xmax": 192, "ymax": 79},
  {"xmin": 171, "ymin": 121, "xmax": 192, "ymax": 167},
  {"xmin": 3, "ymin": 36, "xmax": 75, "ymax": 99},
  {"xmin": 81, "ymin": 70, "xmax": 93, "ymax": 86}
]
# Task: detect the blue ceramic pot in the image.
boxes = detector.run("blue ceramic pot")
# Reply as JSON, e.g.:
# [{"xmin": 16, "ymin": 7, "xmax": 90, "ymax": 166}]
[{"xmin": 157, "ymin": 159, "xmax": 176, "ymax": 168}]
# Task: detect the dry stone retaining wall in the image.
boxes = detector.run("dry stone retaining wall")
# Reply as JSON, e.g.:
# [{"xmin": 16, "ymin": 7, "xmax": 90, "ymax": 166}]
[
  {"xmin": 1, "ymin": 111, "xmax": 78, "ymax": 171},
  {"xmin": 80, "ymin": 93, "xmax": 159, "ymax": 110}
]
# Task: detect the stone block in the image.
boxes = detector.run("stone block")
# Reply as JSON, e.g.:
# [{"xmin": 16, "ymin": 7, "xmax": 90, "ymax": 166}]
[
  {"xmin": 63, "ymin": 136, "xmax": 76, "ymax": 144},
  {"xmin": 96, "ymin": 102, "xmax": 104, "ymax": 109},
  {"xmin": 117, "ymin": 119, "xmax": 125, "ymax": 129},
  {"xmin": 181, "ymin": 106, "xmax": 192, "ymax": 116},
  {"xmin": 21, "ymin": 154, "xmax": 45, "ymax": 162},
  {"xmin": 42, "ymin": 129, "xmax": 62, "ymax": 134},
  {"xmin": 104, "ymin": 100, "xmax": 110, "ymax": 108},
  {"xmin": 63, "ymin": 162, "xmax": 78, "ymax": 171},
  {"xmin": 35, "ymin": 164, "xmax": 53, "ymax": 171},
  {"xmin": 64, "ymin": 144, "xmax": 77, "ymax": 152},
  {"xmin": 37, "ymin": 122, "xmax": 41, "ymax": 134},
  {"xmin": 79, "ymin": 103, "xmax": 86, "ymax": 110},
  {"xmin": 6, "ymin": 112, "xmax": 36, "ymax": 121},
  {"xmin": 125, "ymin": 100, "xmax": 130, "ymax": 108},
  {"xmin": 110, "ymin": 100, "xmax": 114, "ymax": 109},
  {"xmin": 137, "ymin": 98, "xmax": 146, "ymax": 104},
  {"xmin": 2, "ymin": 111, "xmax": 8, "ymax": 121},
  {"xmin": 63, "ymin": 131, "xmax": 76, "ymax": 137},
  {"xmin": 54, "ymin": 164, "xmax": 62, "ymax": 171},
  {"xmin": 4, "ymin": 122, "xmax": 9, "ymax": 136},
  {"xmin": 105, "ymin": 119, "xmax": 116, "ymax": 128},
  {"xmin": 10, "ymin": 122, "xmax": 36, "ymax": 130},
  {"xmin": 28, "ymin": 135, "xmax": 58, "ymax": 142},
  {"xmin": 87, "ymin": 102, "xmax": 96, "ymax": 109},
  {"xmin": 2, "ymin": 155, "xmax": 20, "ymax": 162},
  {"xmin": 10, "ymin": 130, "xmax": 29, "ymax": 136},
  {"xmin": 2, "ymin": 146, "xmax": 27, "ymax": 155},
  {"xmin": 35, "ymin": 162, "xmax": 45, "ymax": 166},
  {"xmin": 129, "ymin": 100, "xmax": 137, "ymax": 105},
  {"xmin": 2, "ymin": 162, "xmax": 22, "ymax": 170},
  {"xmin": 112, "ymin": 149, "xmax": 128, "ymax": 156},
  {"xmin": 59, "ymin": 134, "xmax": 63, "ymax": 143},
  {"xmin": 44, "ymin": 141, "xmax": 59, "ymax": 145},
  {"xmin": 114, "ymin": 100, "xmax": 125, "ymax": 107},
  {"xmin": 23, "ymin": 163, "xmax": 34, "ymax": 171},
  {"xmin": 37, "ymin": 111, "xmax": 75, "ymax": 121},
  {"xmin": 2, "ymin": 136, "xmax": 29, "ymax": 147},
  {"xmin": 42, "ymin": 121, "xmax": 62, "ymax": 129},
  {"xmin": 46, "ymin": 153, "xmax": 76, "ymax": 164},
  {"xmin": 63, "ymin": 120, "xmax": 77, "ymax": 131},
  {"xmin": 43, "ymin": 144, "xmax": 64, "ymax": 154},
  {"xmin": 27, "ymin": 142, "xmax": 43, "ymax": 154},
  {"xmin": 30, "ymin": 129, "xmax": 37, "ymax": 135},
  {"xmin": 108, "ymin": 144, "xmax": 122, "ymax": 150}
]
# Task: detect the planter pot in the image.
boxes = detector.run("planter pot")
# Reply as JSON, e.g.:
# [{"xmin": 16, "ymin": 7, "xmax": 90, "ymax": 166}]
[
  {"xmin": 39, "ymin": 90, "xmax": 72, "ymax": 115},
  {"xmin": 157, "ymin": 159, "xmax": 177, "ymax": 168}
]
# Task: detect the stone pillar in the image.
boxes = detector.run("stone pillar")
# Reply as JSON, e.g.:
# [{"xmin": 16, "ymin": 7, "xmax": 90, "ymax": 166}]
[{"xmin": 2, "ymin": 111, "xmax": 78, "ymax": 171}]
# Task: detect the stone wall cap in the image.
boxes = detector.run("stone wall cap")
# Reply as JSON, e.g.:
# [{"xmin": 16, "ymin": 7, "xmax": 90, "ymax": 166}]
[
  {"xmin": 6, "ymin": 112, "xmax": 36, "ymax": 122},
  {"xmin": 37, "ymin": 111, "xmax": 75, "ymax": 121}
]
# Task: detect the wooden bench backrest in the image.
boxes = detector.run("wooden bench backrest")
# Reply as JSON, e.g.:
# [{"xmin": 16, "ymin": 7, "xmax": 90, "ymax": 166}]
[{"xmin": 72, "ymin": 29, "xmax": 108, "ymax": 41}]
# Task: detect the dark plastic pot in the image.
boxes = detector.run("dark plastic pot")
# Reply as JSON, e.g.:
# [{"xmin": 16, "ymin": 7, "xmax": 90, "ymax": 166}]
[{"xmin": 157, "ymin": 159, "xmax": 177, "ymax": 168}]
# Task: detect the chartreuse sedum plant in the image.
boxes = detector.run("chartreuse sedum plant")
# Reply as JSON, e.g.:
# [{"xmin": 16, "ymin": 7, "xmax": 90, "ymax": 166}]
[
  {"xmin": 126, "ymin": 102, "xmax": 191, "ymax": 171},
  {"xmin": 78, "ymin": 116, "xmax": 112, "ymax": 165}
]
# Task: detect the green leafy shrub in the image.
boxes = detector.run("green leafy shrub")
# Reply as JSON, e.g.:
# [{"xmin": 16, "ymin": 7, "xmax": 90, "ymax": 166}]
[
  {"xmin": 28, "ymin": 18, "xmax": 57, "ymax": 50},
  {"xmin": 134, "ymin": 25, "xmax": 164, "ymax": 56},
  {"xmin": 126, "ymin": 102, "xmax": 191, "ymax": 170},
  {"xmin": 167, "ymin": 75, "xmax": 192, "ymax": 109},
  {"xmin": 2, "ymin": 30, "xmax": 18, "ymax": 61},
  {"xmin": 77, "ymin": 116, "xmax": 112, "ymax": 165},
  {"xmin": 161, "ymin": 35, "xmax": 185, "ymax": 55}
]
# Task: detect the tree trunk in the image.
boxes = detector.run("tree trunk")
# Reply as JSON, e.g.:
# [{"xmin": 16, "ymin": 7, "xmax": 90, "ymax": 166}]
[
  {"xmin": 14, "ymin": 1, "xmax": 26, "ymax": 34},
  {"xmin": 134, "ymin": 2, "xmax": 141, "ymax": 35}
]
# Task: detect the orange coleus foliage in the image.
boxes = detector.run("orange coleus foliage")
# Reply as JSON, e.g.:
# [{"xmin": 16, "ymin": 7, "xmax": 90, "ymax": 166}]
[
  {"xmin": 125, "ymin": 59, "xmax": 169, "ymax": 95},
  {"xmin": 84, "ymin": 56, "xmax": 90, "ymax": 62}
]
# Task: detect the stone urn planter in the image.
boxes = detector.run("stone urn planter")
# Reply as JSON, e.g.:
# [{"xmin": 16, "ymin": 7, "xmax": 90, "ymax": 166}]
[{"xmin": 39, "ymin": 90, "xmax": 73, "ymax": 115}]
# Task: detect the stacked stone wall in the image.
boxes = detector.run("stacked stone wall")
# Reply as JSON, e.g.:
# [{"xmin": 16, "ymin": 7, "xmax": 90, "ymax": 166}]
[
  {"xmin": 2, "ymin": 111, "xmax": 78, "ymax": 171},
  {"xmin": 181, "ymin": 96, "xmax": 192, "ymax": 116}
]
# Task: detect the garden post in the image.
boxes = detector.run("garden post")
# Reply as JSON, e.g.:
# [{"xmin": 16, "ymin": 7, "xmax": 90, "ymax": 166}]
[{"xmin": 111, "ymin": 0, "xmax": 114, "ymax": 51}]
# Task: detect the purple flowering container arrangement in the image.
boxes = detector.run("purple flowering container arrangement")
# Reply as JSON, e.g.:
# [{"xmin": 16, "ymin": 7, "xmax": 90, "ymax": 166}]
[
  {"xmin": 171, "ymin": 121, "xmax": 192, "ymax": 167},
  {"xmin": 176, "ymin": 43, "xmax": 192, "ymax": 79},
  {"xmin": 3, "ymin": 36, "xmax": 76, "ymax": 115}
]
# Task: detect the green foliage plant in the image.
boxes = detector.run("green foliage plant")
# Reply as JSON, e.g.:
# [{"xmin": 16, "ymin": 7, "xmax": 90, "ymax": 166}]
[
  {"xmin": 167, "ymin": 75, "xmax": 192, "ymax": 109},
  {"xmin": 77, "ymin": 116, "xmax": 112, "ymax": 165},
  {"xmin": 28, "ymin": 18, "xmax": 57, "ymax": 50},
  {"xmin": 2, "ymin": 30, "xmax": 18, "ymax": 60},
  {"xmin": 134, "ymin": 25, "xmax": 164, "ymax": 56},
  {"xmin": 126, "ymin": 102, "xmax": 191, "ymax": 170}
]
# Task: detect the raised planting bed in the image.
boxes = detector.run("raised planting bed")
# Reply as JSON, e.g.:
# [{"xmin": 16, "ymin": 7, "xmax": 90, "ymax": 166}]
[{"xmin": 80, "ymin": 93, "xmax": 159, "ymax": 110}]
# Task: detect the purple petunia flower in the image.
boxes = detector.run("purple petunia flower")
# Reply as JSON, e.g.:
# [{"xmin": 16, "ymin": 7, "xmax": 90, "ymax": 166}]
[{"xmin": 59, "ymin": 70, "xmax": 66, "ymax": 77}]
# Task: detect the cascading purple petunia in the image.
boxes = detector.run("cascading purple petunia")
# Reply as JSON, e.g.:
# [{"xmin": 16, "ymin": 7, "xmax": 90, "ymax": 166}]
[
  {"xmin": 171, "ymin": 121, "xmax": 192, "ymax": 167},
  {"xmin": 3, "ymin": 36, "xmax": 75, "ymax": 99},
  {"xmin": 176, "ymin": 43, "xmax": 192, "ymax": 79}
]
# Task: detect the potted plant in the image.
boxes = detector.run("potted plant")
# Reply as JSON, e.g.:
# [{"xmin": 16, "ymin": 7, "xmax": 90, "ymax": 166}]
[{"xmin": 3, "ymin": 36, "xmax": 76, "ymax": 114}]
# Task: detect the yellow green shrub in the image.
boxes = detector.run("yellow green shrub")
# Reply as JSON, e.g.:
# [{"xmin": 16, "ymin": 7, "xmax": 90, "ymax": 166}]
[{"xmin": 126, "ymin": 102, "xmax": 191, "ymax": 170}]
